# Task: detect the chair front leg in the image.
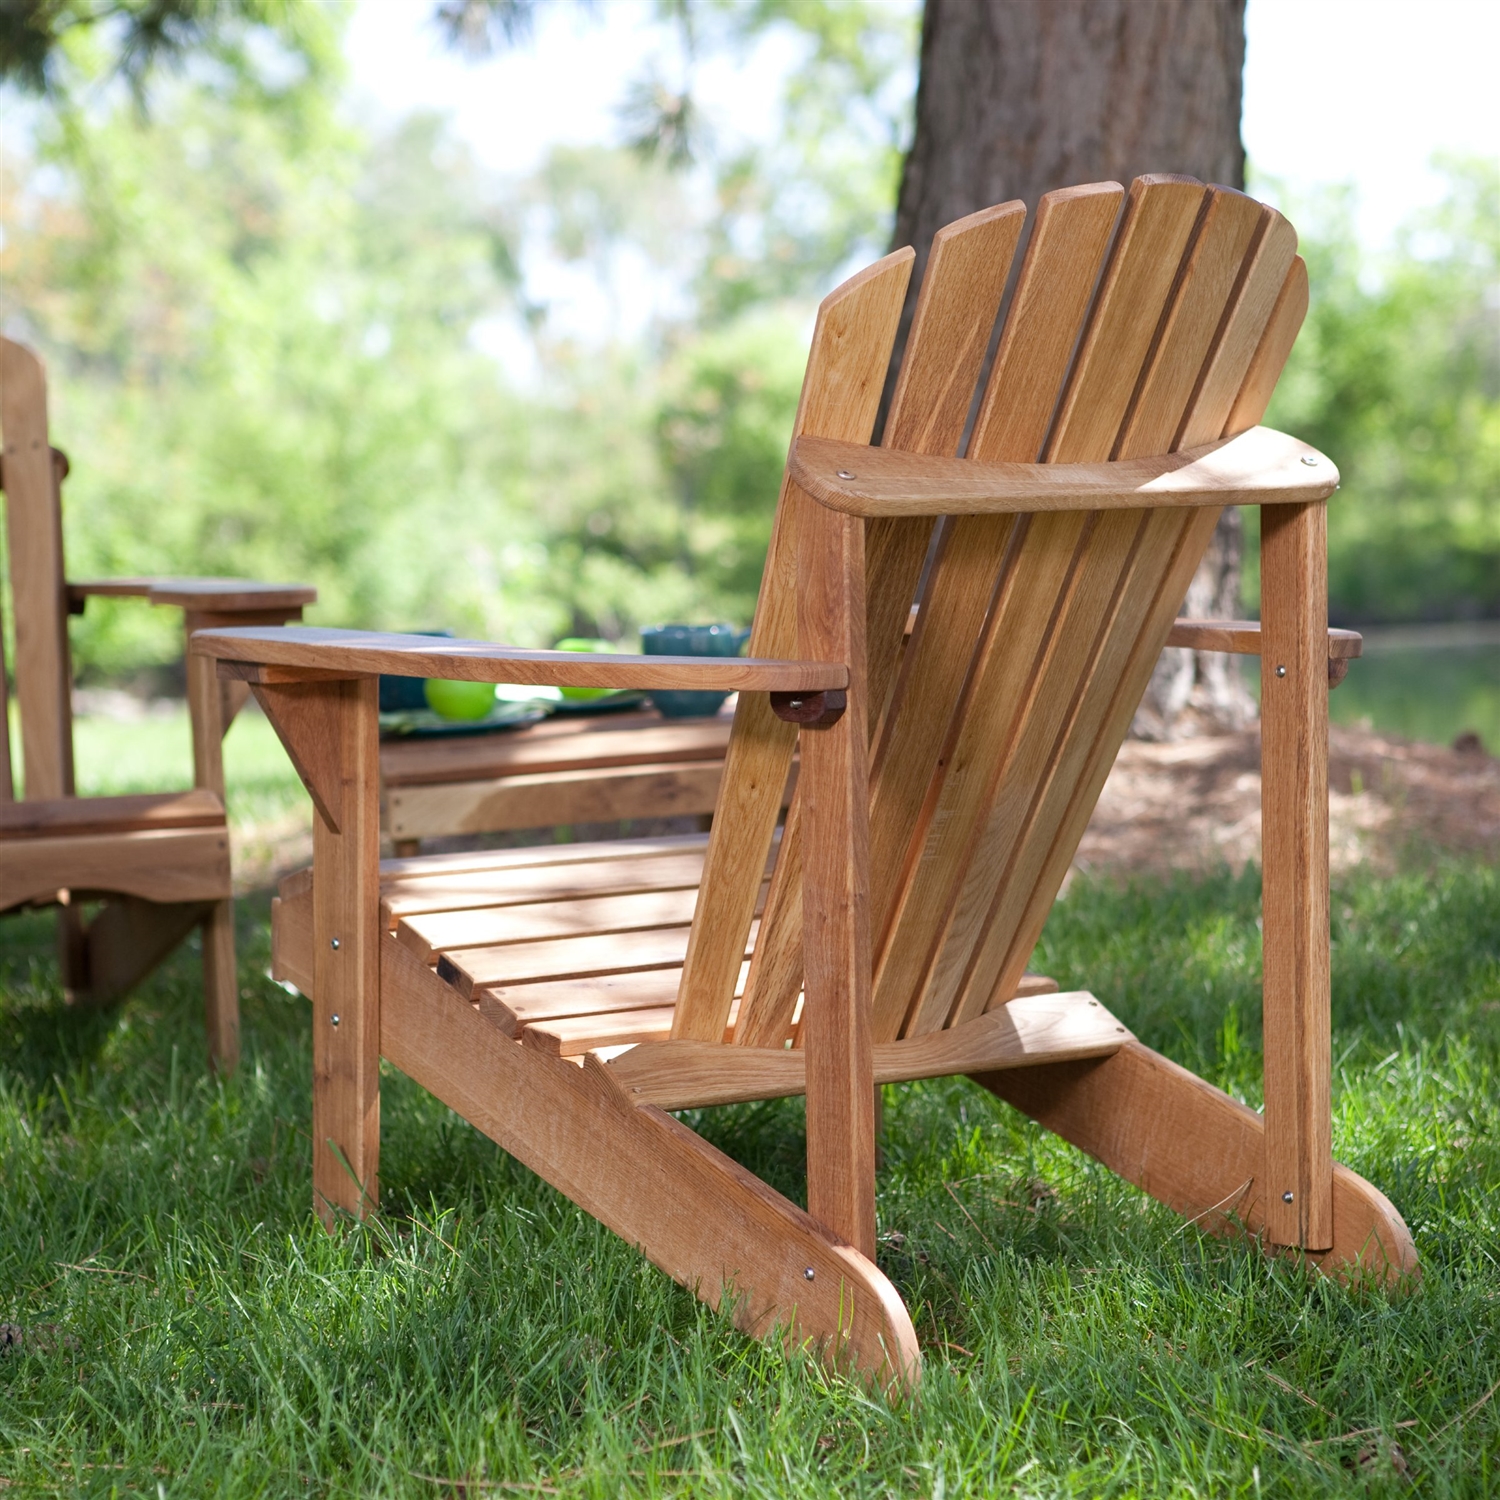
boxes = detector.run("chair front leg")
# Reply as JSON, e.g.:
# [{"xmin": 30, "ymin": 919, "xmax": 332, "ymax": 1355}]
[
  {"xmin": 1260, "ymin": 499, "xmax": 1333, "ymax": 1250},
  {"xmin": 250, "ymin": 673, "xmax": 382, "ymax": 1224},
  {"xmin": 798, "ymin": 492, "xmax": 877, "ymax": 1259}
]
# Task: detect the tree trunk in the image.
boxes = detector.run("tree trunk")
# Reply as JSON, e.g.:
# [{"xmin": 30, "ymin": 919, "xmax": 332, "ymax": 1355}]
[{"xmin": 892, "ymin": 0, "xmax": 1254, "ymax": 737}]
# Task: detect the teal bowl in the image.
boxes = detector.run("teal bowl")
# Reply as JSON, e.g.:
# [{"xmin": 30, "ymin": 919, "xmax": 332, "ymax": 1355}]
[{"xmin": 642, "ymin": 624, "xmax": 750, "ymax": 719}]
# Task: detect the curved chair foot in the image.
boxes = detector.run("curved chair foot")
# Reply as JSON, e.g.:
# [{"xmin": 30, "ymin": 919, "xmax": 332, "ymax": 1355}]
[
  {"xmin": 380, "ymin": 938, "xmax": 922, "ymax": 1392},
  {"xmin": 974, "ymin": 1039, "xmax": 1417, "ymax": 1286}
]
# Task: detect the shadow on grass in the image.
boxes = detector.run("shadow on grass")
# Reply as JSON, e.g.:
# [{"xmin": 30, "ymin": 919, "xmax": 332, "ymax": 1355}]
[{"xmin": 3, "ymin": 861, "xmax": 1499, "ymax": 1494}]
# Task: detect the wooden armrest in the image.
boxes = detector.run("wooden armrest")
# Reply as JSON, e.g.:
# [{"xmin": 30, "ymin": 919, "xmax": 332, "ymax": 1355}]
[
  {"xmin": 191, "ymin": 626, "xmax": 846, "ymax": 693},
  {"xmin": 1167, "ymin": 619, "xmax": 1363, "ymax": 658},
  {"xmin": 789, "ymin": 425, "xmax": 1338, "ymax": 518},
  {"xmin": 68, "ymin": 577, "xmax": 317, "ymax": 614}
]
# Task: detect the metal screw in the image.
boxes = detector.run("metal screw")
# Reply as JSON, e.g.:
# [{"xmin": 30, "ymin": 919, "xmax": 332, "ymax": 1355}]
[
  {"xmin": 1275, "ymin": 665, "xmax": 1287, "ymax": 678},
  {"xmin": 330, "ymin": 938, "xmax": 341, "ymax": 950},
  {"xmin": 836, "ymin": 469, "xmax": 855, "ymax": 480},
  {"xmin": 1282, "ymin": 1190, "xmax": 1294, "ymax": 1203},
  {"xmin": 331, "ymin": 1014, "xmax": 341, "ymax": 1027},
  {"xmin": 1300, "ymin": 454, "xmax": 1318, "ymax": 466},
  {"xmin": 804, "ymin": 1267, "xmax": 816, "ymax": 1281},
  {"xmin": 788, "ymin": 698, "xmax": 803, "ymax": 709}
]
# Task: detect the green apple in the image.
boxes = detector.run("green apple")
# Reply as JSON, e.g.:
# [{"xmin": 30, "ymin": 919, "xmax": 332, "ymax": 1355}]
[
  {"xmin": 423, "ymin": 678, "xmax": 497, "ymax": 720},
  {"xmin": 554, "ymin": 637, "xmax": 616, "ymax": 701}
]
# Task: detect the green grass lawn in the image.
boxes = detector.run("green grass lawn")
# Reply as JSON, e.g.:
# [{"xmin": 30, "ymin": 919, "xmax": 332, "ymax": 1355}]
[{"xmin": 3, "ymin": 855, "xmax": 1499, "ymax": 1496}]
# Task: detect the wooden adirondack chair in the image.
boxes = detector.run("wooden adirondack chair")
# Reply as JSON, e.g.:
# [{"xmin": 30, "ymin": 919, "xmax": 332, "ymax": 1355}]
[
  {"xmin": 0, "ymin": 334, "xmax": 316, "ymax": 1070},
  {"xmin": 195, "ymin": 178, "xmax": 1417, "ymax": 1390}
]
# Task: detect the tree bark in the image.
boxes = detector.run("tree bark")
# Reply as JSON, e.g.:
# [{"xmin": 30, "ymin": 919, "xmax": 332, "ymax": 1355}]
[{"xmin": 892, "ymin": 0, "xmax": 1253, "ymax": 737}]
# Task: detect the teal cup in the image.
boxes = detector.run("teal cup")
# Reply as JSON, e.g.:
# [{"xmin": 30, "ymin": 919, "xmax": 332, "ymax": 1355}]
[{"xmin": 641, "ymin": 623, "xmax": 750, "ymax": 719}]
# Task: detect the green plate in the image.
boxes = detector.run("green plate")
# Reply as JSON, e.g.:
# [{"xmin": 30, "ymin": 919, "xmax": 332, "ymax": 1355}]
[{"xmin": 378, "ymin": 701, "xmax": 548, "ymax": 739}]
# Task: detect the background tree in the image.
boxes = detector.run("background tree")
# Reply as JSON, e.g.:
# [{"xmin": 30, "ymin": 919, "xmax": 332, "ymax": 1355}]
[{"xmin": 893, "ymin": 0, "xmax": 1250, "ymax": 736}]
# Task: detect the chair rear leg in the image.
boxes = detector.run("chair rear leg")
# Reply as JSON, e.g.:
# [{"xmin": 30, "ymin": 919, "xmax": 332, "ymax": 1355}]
[
  {"xmin": 57, "ymin": 902, "xmax": 89, "ymax": 1001},
  {"xmin": 201, "ymin": 898, "xmax": 240, "ymax": 1073}
]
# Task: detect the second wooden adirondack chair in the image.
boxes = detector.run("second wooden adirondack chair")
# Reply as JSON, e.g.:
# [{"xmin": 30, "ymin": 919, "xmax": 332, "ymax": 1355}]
[
  {"xmin": 195, "ymin": 178, "xmax": 1416, "ymax": 1389},
  {"xmin": 0, "ymin": 334, "xmax": 315, "ymax": 1070}
]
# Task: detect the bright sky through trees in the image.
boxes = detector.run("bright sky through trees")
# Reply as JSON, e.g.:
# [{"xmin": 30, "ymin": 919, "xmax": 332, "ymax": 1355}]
[{"xmin": 345, "ymin": 0, "xmax": 1499, "ymax": 255}]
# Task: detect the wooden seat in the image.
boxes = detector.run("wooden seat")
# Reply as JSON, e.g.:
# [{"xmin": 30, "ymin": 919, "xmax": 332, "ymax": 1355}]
[
  {"xmin": 273, "ymin": 832, "xmax": 1064, "ymax": 1058},
  {"xmin": 0, "ymin": 333, "xmax": 315, "ymax": 1068},
  {"xmin": 201, "ymin": 177, "xmax": 1416, "ymax": 1390}
]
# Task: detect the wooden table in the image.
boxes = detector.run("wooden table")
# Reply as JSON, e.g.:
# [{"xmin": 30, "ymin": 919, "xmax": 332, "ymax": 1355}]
[{"xmin": 380, "ymin": 708, "xmax": 758, "ymax": 854}]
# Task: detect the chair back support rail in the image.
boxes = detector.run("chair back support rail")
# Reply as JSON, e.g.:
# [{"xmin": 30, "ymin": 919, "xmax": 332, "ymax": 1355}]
[{"xmin": 198, "ymin": 179, "xmax": 1417, "ymax": 1391}]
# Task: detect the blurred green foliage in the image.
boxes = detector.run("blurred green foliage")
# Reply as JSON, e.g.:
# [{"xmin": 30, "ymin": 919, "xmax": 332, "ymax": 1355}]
[
  {"xmin": 1261, "ymin": 158, "xmax": 1500, "ymax": 625},
  {"xmin": 1, "ymin": 7, "xmax": 1493, "ymax": 683},
  {"xmin": 0, "ymin": 5, "xmax": 908, "ymax": 677}
]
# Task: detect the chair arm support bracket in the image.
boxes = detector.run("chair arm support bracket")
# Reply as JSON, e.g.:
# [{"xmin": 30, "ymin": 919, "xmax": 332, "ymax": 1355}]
[{"xmin": 770, "ymin": 689, "xmax": 846, "ymax": 726}]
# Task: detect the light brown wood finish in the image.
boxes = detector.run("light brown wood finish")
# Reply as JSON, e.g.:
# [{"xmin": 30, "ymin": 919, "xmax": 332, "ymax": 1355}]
[
  {"xmin": 259, "ymin": 678, "xmax": 383, "ymax": 1223},
  {"xmin": 398, "ymin": 887, "xmax": 711, "ymax": 962},
  {"xmin": 1114, "ymin": 190, "xmax": 1267, "ymax": 457},
  {"xmin": 955, "ymin": 202, "xmax": 1304, "ymax": 1025},
  {"xmin": 251, "ymin": 188, "xmax": 1414, "ymax": 1386},
  {"xmin": 81, "ymin": 897, "xmax": 212, "ymax": 1007},
  {"xmin": 439, "ymin": 922, "xmax": 754, "ymax": 998},
  {"xmin": 0, "ymin": 786, "xmax": 223, "ymax": 839},
  {"xmin": 184, "ymin": 608, "xmax": 241, "ymax": 1067},
  {"xmin": 672, "ymin": 247, "xmax": 914, "ymax": 1043},
  {"xmin": 736, "ymin": 200, "xmax": 1028, "ymax": 1052},
  {"xmin": 1, "ymin": 336, "xmax": 73, "ymax": 801},
  {"xmin": 386, "ymin": 759, "xmax": 732, "ymax": 842},
  {"xmin": 380, "ymin": 714, "xmax": 732, "ymax": 787},
  {"xmin": 1, "ymin": 334, "xmax": 314, "ymax": 1066},
  {"xmin": 978, "ymin": 1043, "xmax": 1415, "ymax": 1285},
  {"xmin": 799, "ymin": 486, "xmax": 877, "ymax": 1257},
  {"xmin": 873, "ymin": 181, "xmax": 1208, "ymax": 1038},
  {"xmin": 927, "ymin": 191, "xmax": 1303, "ymax": 1033},
  {"xmin": 0, "ymin": 826, "xmax": 231, "ymax": 913},
  {"xmin": 196, "ymin": 628, "xmax": 843, "ymax": 693},
  {"xmin": 0, "ymin": 602, "xmax": 11, "ymax": 802},
  {"xmin": 1167, "ymin": 619, "xmax": 1362, "ymax": 659},
  {"xmin": 864, "ymin": 184, "xmax": 1126, "ymax": 1042},
  {"xmin": 1225, "ymin": 257, "xmax": 1310, "ymax": 440},
  {"xmin": 68, "ymin": 577, "xmax": 315, "ymax": 612},
  {"xmin": 379, "ymin": 936, "xmax": 920, "ymax": 1389},
  {"xmin": 478, "ymin": 967, "xmax": 719, "ymax": 1039},
  {"xmin": 791, "ymin": 425, "xmax": 1337, "ymax": 517},
  {"xmin": 1259, "ymin": 499, "xmax": 1333, "ymax": 1249},
  {"xmin": 610, "ymin": 989, "xmax": 1129, "ymax": 1110},
  {"xmin": 248, "ymin": 680, "xmax": 349, "ymax": 830},
  {"xmin": 524, "ymin": 1005, "xmax": 679, "ymax": 1055},
  {"xmin": 384, "ymin": 842, "xmax": 714, "ymax": 917}
]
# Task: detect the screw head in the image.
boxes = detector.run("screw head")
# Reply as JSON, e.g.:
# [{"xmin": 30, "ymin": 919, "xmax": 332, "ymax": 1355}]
[
  {"xmin": 803, "ymin": 1267, "xmax": 816, "ymax": 1281},
  {"xmin": 330, "ymin": 938, "xmax": 341, "ymax": 950},
  {"xmin": 836, "ymin": 469, "xmax": 855, "ymax": 480},
  {"xmin": 788, "ymin": 698, "xmax": 802, "ymax": 709},
  {"xmin": 1282, "ymin": 1190, "xmax": 1295, "ymax": 1203},
  {"xmin": 1275, "ymin": 665, "xmax": 1287, "ymax": 678},
  {"xmin": 331, "ymin": 1014, "xmax": 341, "ymax": 1027},
  {"xmin": 1300, "ymin": 454, "xmax": 1318, "ymax": 466}
]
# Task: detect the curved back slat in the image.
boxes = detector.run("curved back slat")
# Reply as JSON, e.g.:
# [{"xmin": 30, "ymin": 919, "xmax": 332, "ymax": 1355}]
[{"xmin": 682, "ymin": 177, "xmax": 1310, "ymax": 1051}]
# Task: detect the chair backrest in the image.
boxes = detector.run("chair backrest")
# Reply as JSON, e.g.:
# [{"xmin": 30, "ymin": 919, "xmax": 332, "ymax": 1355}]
[
  {"xmin": 0, "ymin": 335, "xmax": 75, "ymax": 802},
  {"xmin": 671, "ymin": 175, "xmax": 1309, "ymax": 1048}
]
